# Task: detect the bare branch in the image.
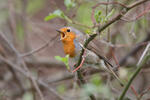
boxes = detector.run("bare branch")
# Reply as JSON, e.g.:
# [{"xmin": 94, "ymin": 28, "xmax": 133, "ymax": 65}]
[
  {"xmin": 21, "ymin": 33, "xmax": 59, "ymax": 57},
  {"xmin": 74, "ymin": 0, "xmax": 149, "ymax": 100},
  {"xmin": 0, "ymin": 32, "xmax": 65, "ymax": 100},
  {"xmin": 137, "ymin": 42, "xmax": 150, "ymax": 66},
  {"xmin": 0, "ymin": 56, "xmax": 66, "ymax": 100},
  {"xmin": 118, "ymin": 42, "xmax": 150, "ymax": 100}
]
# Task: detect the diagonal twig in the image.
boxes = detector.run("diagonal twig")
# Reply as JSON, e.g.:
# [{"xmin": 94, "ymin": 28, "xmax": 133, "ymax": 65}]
[
  {"xmin": 118, "ymin": 42, "xmax": 150, "ymax": 100},
  {"xmin": 74, "ymin": 1, "xmax": 149, "ymax": 100},
  {"xmin": 0, "ymin": 55, "xmax": 66, "ymax": 100},
  {"xmin": 21, "ymin": 33, "xmax": 59, "ymax": 57},
  {"xmin": 137, "ymin": 42, "xmax": 150, "ymax": 66},
  {"xmin": 0, "ymin": 32, "xmax": 65, "ymax": 100}
]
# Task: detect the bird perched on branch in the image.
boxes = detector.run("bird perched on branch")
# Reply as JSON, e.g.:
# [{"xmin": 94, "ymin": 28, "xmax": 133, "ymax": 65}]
[
  {"xmin": 56, "ymin": 27, "xmax": 115, "ymax": 72},
  {"xmin": 56, "ymin": 27, "xmax": 125, "ymax": 86}
]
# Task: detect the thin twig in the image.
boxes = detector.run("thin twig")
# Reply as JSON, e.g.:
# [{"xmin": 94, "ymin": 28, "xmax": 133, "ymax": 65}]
[
  {"xmin": 0, "ymin": 56, "xmax": 66, "ymax": 100},
  {"xmin": 130, "ymin": 86, "xmax": 139, "ymax": 99},
  {"xmin": 92, "ymin": 2, "xmax": 128, "ymax": 9},
  {"xmin": 111, "ymin": 48, "xmax": 120, "ymax": 68},
  {"xmin": 21, "ymin": 33, "xmax": 59, "ymax": 57},
  {"xmin": 0, "ymin": 32, "xmax": 65, "ymax": 100},
  {"xmin": 118, "ymin": 42, "xmax": 150, "ymax": 100},
  {"xmin": 111, "ymin": 47, "xmax": 139, "ymax": 98},
  {"xmin": 72, "ymin": 56, "xmax": 85, "ymax": 73},
  {"xmin": 91, "ymin": 1, "xmax": 128, "ymax": 26},
  {"xmin": 74, "ymin": 1, "xmax": 149, "ymax": 100},
  {"xmin": 31, "ymin": 77, "xmax": 45, "ymax": 100},
  {"xmin": 121, "ymin": 5, "xmax": 150, "ymax": 22},
  {"xmin": 119, "ymin": 34, "xmax": 150, "ymax": 66},
  {"xmin": 0, "ymin": 32, "xmax": 46, "ymax": 100},
  {"xmin": 128, "ymin": 0, "xmax": 149, "ymax": 9},
  {"xmin": 139, "ymin": 86, "xmax": 150, "ymax": 99},
  {"xmin": 137, "ymin": 42, "xmax": 150, "ymax": 66}
]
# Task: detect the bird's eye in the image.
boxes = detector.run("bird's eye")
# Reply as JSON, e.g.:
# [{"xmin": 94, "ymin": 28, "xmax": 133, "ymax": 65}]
[{"xmin": 67, "ymin": 29, "xmax": 70, "ymax": 32}]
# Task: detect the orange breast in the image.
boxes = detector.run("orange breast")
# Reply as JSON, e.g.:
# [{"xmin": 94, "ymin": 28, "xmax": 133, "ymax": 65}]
[{"xmin": 63, "ymin": 42, "xmax": 75, "ymax": 57}]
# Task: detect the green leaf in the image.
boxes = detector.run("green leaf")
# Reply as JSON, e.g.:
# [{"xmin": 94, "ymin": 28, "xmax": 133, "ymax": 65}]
[
  {"xmin": 64, "ymin": 0, "xmax": 76, "ymax": 10},
  {"xmin": 84, "ymin": 29, "xmax": 92, "ymax": 34},
  {"xmin": 44, "ymin": 10, "xmax": 64, "ymax": 21},
  {"xmin": 55, "ymin": 55, "xmax": 70, "ymax": 70},
  {"xmin": 44, "ymin": 9, "xmax": 72, "ymax": 22},
  {"xmin": 104, "ymin": 9, "xmax": 115, "ymax": 22},
  {"xmin": 90, "ymin": 74, "xmax": 102, "ymax": 86},
  {"xmin": 94, "ymin": 10, "xmax": 102, "ymax": 23},
  {"xmin": 55, "ymin": 56, "xmax": 63, "ymax": 61}
]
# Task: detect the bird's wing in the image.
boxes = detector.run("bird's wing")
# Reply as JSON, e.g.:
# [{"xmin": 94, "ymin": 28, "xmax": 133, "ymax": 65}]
[
  {"xmin": 71, "ymin": 27, "xmax": 111, "ymax": 65},
  {"xmin": 88, "ymin": 39, "xmax": 115, "ymax": 68},
  {"xmin": 88, "ymin": 39, "xmax": 105, "ymax": 57}
]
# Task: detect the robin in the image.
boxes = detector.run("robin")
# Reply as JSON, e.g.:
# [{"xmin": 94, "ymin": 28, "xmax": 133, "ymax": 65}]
[
  {"xmin": 56, "ymin": 27, "xmax": 124, "ymax": 86},
  {"xmin": 56, "ymin": 27, "xmax": 115, "ymax": 72}
]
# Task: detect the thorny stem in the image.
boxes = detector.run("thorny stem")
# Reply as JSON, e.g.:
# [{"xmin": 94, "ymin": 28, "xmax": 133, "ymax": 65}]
[{"xmin": 74, "ymin": 0, "xmax": 149, "ymax": 100}]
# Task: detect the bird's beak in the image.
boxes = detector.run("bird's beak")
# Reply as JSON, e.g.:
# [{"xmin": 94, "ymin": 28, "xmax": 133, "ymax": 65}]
[
  {"xmin": 56, "ymin": 29, "xmax": 62, "ymax": 33},
  {"xmin": 56, "ymin": 29, "xmax": 65, "ymax": 40}
]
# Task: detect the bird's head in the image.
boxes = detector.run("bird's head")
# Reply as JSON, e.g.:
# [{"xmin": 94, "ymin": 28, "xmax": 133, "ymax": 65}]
[{"xmin": 56, "ymin": 27, "xmax": 76, "ymax": 43}]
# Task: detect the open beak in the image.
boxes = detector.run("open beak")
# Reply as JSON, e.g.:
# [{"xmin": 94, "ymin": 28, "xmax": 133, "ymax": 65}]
[
  {"xmin": 56, "ymin": 29, "xmax": 65, "ymax": 40},
  {"xmin": 56, "ymin": 29, "xmax": 61, "ymax": 33}
]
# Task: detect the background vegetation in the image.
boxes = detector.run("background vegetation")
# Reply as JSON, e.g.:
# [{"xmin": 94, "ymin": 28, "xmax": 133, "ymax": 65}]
[{"xmin": 0, "ymin": 0, "xmax": 150, "ymax": 100}]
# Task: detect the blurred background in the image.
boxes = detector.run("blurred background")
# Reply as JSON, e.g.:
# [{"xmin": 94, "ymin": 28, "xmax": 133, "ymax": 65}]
[{"xmin": 0, "ymin": 0, "xmax": 150, "ymax": 100}]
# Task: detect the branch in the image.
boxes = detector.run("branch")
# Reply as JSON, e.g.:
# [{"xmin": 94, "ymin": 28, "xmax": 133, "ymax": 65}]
[
  {"xmin": 137, "ymin": 42, "xmax": 150, "ymax": 66},
  {"xmin": 128, "ymin": 0, "xmax": 149, "ymax": 9},
  {"xmin": 21, "ymin": 33, "xmax": 59, "ymax": 57},
  {"xmin": 91, "ymin": 1, "xmax": 128, "ymax": 26},
  {"xmin": 0, "ymin": 56, "xmax": 66, "ymax": 100},
  {"xmin": 74, "ymin": 0, "xmax": 149, "ymax": 100},
  {"xmin": 0, "ymin": 32, "xmax": 65, "ymax": 100},
  {"xmin": 118, "ymin": 42, "xmax": 150, "ymax": 100},
  {"xmin": 121, "ymin": 4, "xmax": 150, "ymax": 22},
  {"xmin": 119, "ymin": 33, "xmax": 150, "ymax": 66},
  {"xmin": 139, "ymin": 86, "xmax": 150, "ymax": 99}
]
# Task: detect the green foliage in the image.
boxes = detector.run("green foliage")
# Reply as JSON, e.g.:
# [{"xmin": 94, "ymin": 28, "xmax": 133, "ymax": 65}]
[
  {"xmin": 94, "ymin": 10, "xmax": 102, "ymax": 23},
  {"xmin": 84, "ymin": 29, "xmax": 93, "ymax": 34},
  {"xmin": 27, "ymin": 0, "xmax": 45, "ymax": 14},
  {"xmin": 90, "ymin": 74, "xmax": 102, "ymax": 86},
  {"xmin": 56, "ymin": 84, "xmax": 66, "ymax": 94},
  {"xmin": 95, "ymin": 9, "xmax": 115, "ymax": 23},
  {"xmin": 44, "ymin": 10, "xmax": 64, "ymax": 21},
  {"xmin": 75, "ymin": 2, "xmax": 94, "ymax": 27},
  {"xmin": 22, "ymin": 91, "xmax": 34, "ymax": 100},
  {"xmin": 0, "ymin": 10, "xmax": 8, "ymax": 27},
  {"xmin": 44, "ymin": 9, "xmax": 72, "ymax": 22},
  {"xmin": 16, "ymin": 21, "xmax": 24, "ymax": 41},
  {"xmin": 64, "ymin": 0, "xmax": 76, "ymax": 10},
  {"xmin": 144, "ymin": 52, "xmax": 150, "ymax": 63},
  {"xmin": 82, "ymin": 74, "xmax": 112, "ymax": 99},
  {"xmin": 0, "ymin": 90, "xmax": 5, "ymax": 99},
  {"xmin": 55, "ymin": 55, "xmax": 70, "ymax": 70},
  {"xmin": 104, "ymin": 9, "xmax": 115, "ymax": 22},
  {"xmin": 83, "ymin": 84, "xmax": 111, "ymax": 99}
]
